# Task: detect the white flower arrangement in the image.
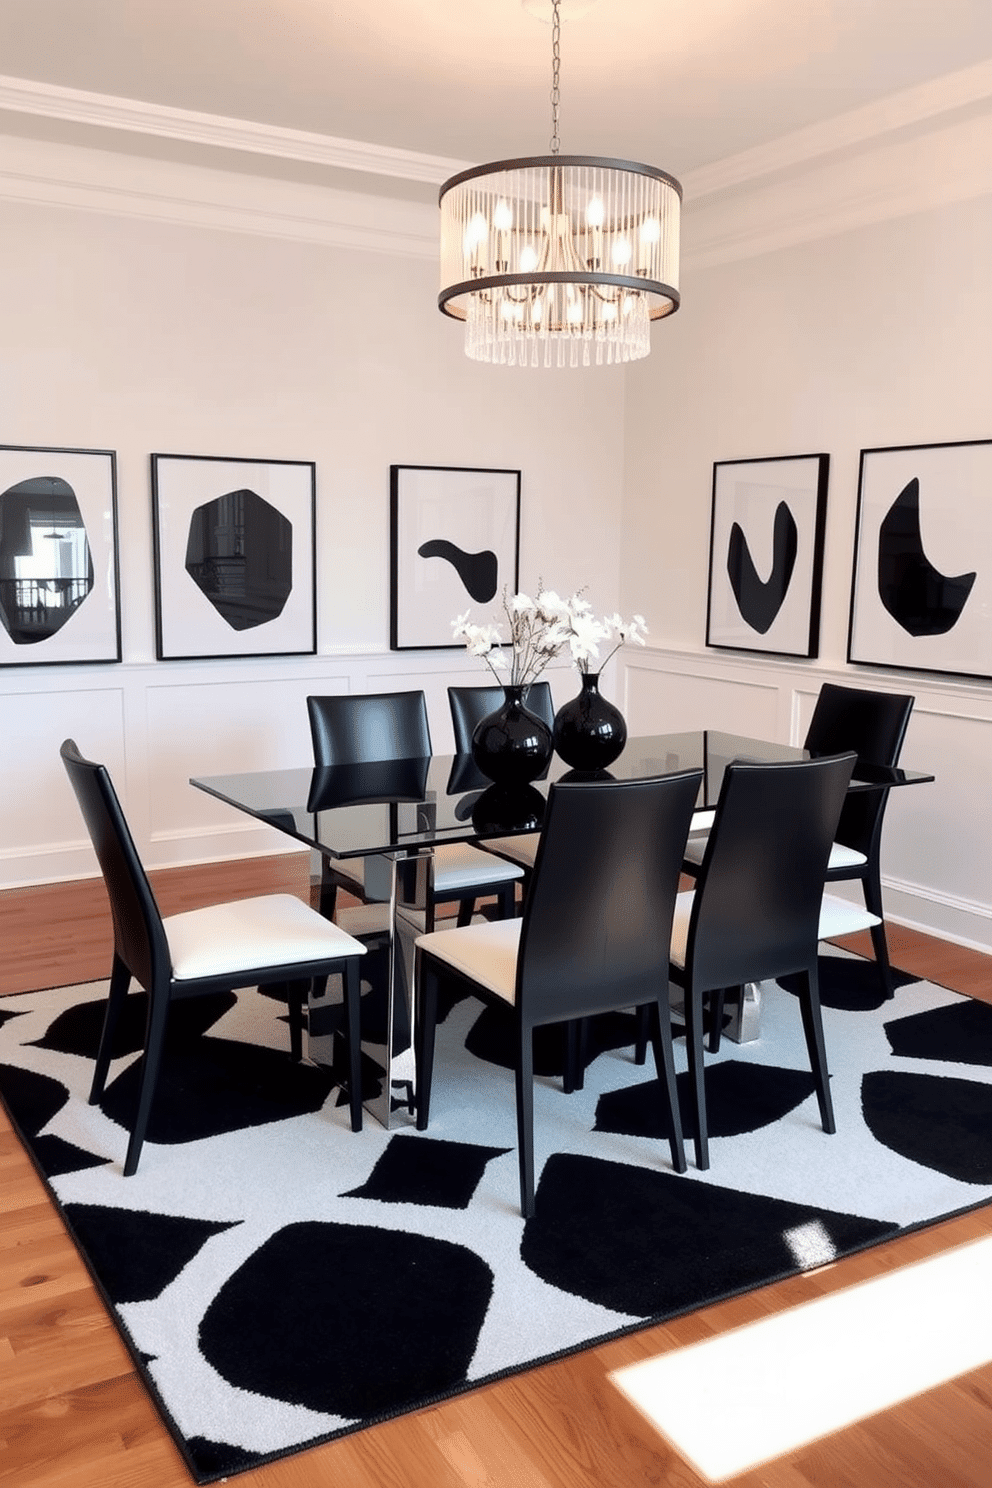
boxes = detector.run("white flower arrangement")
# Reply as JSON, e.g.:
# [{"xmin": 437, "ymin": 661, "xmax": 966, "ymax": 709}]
[{"xmin": 453, "ymin": 585, "xmax": 648, "ymax": 684}]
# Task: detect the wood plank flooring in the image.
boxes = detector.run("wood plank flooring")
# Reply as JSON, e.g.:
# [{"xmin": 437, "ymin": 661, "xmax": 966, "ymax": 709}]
[{"xmin": 2, "ymin": 859, "xmax": 991, "ymax": 1488}]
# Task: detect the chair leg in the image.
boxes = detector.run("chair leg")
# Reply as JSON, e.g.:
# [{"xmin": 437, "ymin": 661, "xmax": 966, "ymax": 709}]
[
  {"xmin": 797, "ymin": 964, "xmax": 836, "ymax": 1135},
  {"xmin": 343, "ymin": 958, "xmax": 363, "ymax": 1133},
  {"xmin": 562, "ymin": 1018, "xmax": 588, "ymax": 1093},
  {"xmin": 633, "ymin": 1003, "xmax": 650, "ymax": 1065},
  {"xmin": 684, "ymin": 984, "xmax": 709, "ymax": 1170},
  {"xmin": 284, "ymin": 980, "xmax": 306, "ymax": 1063},
  {"xmin": 863, "ymin": 866, "xmax": 895, "ymax": 999},
  {"xmin": 123, "ymin": 984, "xmax": 171, "ymax": 1176},
  {"xmin": 318, "ymin": 860, "xmax": 338, "ymax": 920},
  {"xmin": 456, "ymin": 897, "xmax": 475, "ymax": 928},
  {"xmin": 516, "ymin": 1022, "xmax": 536, "ymax": 1218},
  {"xmin": 414, "ymin": 954, "xmax": 438, "ymax": 1131},
  {"xmin": 497, "ymin": 882, "xmax": 516, "ymax": 921},
  {"xmin": 89, "ymin": 954, "xmax": 131, "ymax": 1104},
  {"xmin": 708, "ymin": 988, "xmax": 727, "ymax": 1054},
  {"xmin": 650, "ymin": 993, "xmax": 686, "ymax": 1174},
  {"xmin": 563, "ymin": 1020, "xmax": 579, "ymax": 1095}
]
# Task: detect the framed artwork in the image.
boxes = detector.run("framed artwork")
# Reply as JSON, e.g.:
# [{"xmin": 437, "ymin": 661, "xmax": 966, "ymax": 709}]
[
  {"xmin": 848, "ymin": 439, "xmax": 991, "ymax": 681},
  {"xmin": 0, "ymin": 444, "xmax": 121, "ymax": 667},
  {"xmin": 152, "ymin": 454, "xmax": 316, "ymax": 661},
  {"xmin": 390, "ymin": 464, "xmax": 520, "ymax": 650},
  {"xmin": 706, "ymin": 453, "xmax": 829, "ymax": 659}
]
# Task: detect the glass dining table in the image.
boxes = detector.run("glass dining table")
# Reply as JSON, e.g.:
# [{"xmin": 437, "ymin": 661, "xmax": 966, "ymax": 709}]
[{"xmin": 191, "ymin": 730, "xmax": 932, "ymax": 1128}]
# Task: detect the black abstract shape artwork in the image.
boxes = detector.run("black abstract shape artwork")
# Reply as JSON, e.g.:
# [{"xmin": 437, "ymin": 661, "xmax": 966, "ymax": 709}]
[
  {"xmin": 0, "ymin": 476, "xmax": 94, "ymax": 645},
  {"xmin": 417, "ymin": 538, "xmax": 498, "ymax": 602},
  {"xmin": 877, "ymin": 477, "xmax": 976, "ymax": 637},
  {"xmin": 186, "ymin": 488, "xmax": 292, "ymax": 631},
  {"xmin": 726, "ymin": 500, "xmax": 798, "ymax": 634}
]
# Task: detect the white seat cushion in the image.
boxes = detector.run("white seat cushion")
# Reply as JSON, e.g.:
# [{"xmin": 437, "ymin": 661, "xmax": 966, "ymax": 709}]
[
  {"xmin": 434, "ymin": 840, "xmax": 523, "ymax": 890},
  {"xmin": 819, "ymin": 892, "xmax": 881, "ymax": 940},
  {"xmin": 480, "ymin": 833, "xmax": 541, "ymax": 870},
  {"xmin": 165, "ymin": 893, "xmax": 366, "ymax": 982},
  {"xmin": 669, "ymin": 888, "xmax": 882, "ymax": 972},
  {"xmin": 670, "ymin": 889, "xmax": 695, "ymax": 970},
  {"xmin": 828, "ymin": 841, "xmax": 869, "ymax": 870},
  {"xmin": 416, "ymin": 917, "xmax": 523, "ymax": 1004},
  {"xmin": 336, "ymin": 842, "xmax": 522, "ymax": 898},
  {"xmin": 685, "ymin": 831, "xmax": 869, "ymax": 873}
]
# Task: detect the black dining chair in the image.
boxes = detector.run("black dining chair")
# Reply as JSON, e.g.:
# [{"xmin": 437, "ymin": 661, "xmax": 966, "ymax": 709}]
[
  {"xmin": 803, "ymin": 683, "xmax": 914, "ymax": 997},
  {"xmin": 60, "ymin": 739, "xmax": 367, "ymax": 1175},
  {"xmin": 448, "ymin": 682, "xmax": 555, "ymax": 879},
  {"xmin": 307, "ymin": 691, "xmax": 523, "ymax": 925},
  {"xmin": 681, "ymin": 685, "xmax": 914, "ymax": 1000},
  {"xmin": 413, "ymin": 767, "xmax": 704, "ymax": 1217},
  {"xmin": 668, "ymin": 751, "xmax": 856, "ymax": 1171}
]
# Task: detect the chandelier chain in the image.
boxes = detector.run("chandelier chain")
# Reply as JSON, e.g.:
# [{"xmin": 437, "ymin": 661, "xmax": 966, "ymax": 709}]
[{"xmin": 550, "ymin": 0, "xmax": 561, "ymax": 154}]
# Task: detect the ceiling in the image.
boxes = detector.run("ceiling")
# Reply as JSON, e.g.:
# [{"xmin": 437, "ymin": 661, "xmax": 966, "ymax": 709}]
[{"xmin": 2, "ymin": 0, "xmax": 992, "ymax": 193}]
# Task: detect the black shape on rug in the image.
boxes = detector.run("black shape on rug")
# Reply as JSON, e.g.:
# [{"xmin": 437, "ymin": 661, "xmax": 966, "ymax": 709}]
[
  {"xmin": 343, "ymin": 1133, "xmax": 511, "ymax": 1209},
  {"xmin": 0, "ymin": 1007, "xmax": 26, "ymax": 1032},
  {"xmin": 861, "ymin": 1070, "xmax": 992, "ymax": 1183},
  {"xmin": 197, "ymin": 1221, "xmax": 493, "ymax": 1418},
  {"xmin": 522, "ymin": 1152, "xmax": 896, "ymax": 1318},
  {"xmin": 0, "ymin": 1063, "xmax": 108, "ymax": 1174},
  {"xmin": 30, "ymin": 989, "xmax": 237, "ymax": 1060},
  {"xmin": 883, "ymin": 999, "xmax": 992, "ymax": 1069},
  {"xmin": 98, "ymin": 1037, "xmax": 336, "ymax": 1145},
  {"xmin": 63, "ymin": 1204, "xmax": 236, "ymax": 1304},
  {"xmin": 465, "ymin": 1005, "xmax": 638, "ymax": 1076},
  {"xmin": 0, "ymin": 1062, "xmax": 69, "ymax": 1133},
  {"xmin": 186, "ymin": 1437, "xmax": 267, "ymax": 1478},
  {"xmin": 779, "ymin": 956, "xmax": 918, "ymax": 1012},
  {"xmin": 30, "ymin": 1133, "xmax": 109, "ymax": 1177},
  {"xmin": 595, "ymin": 1062, "xmax": 817, "ymax": 1140}
]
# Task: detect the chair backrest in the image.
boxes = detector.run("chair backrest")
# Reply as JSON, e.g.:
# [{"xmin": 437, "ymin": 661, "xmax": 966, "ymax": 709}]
[
  {"xmin": 516, "ymin": 768, "xmax": 703, "ymax": 1026},
  {"xmin": 803, "ymin": 683, "xmax": 914, "ymax": 855},
  {"xmin": 60, "ymin": 739, "xmax": 169, "ymax": 990},
  {"xmin": 448, "ymin": 682, "xmax": 555, "ymax": 753},
  {"xmin": 688, "ymin": 752, "xmax": 856, "ymax": 991},
  {"xmin": 307, "ymin": 690, "xmax": 432, "ymax": 767}
]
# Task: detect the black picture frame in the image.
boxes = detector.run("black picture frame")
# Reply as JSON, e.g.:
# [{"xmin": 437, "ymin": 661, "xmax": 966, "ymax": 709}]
[
  {"xmin": 151, "ymin": 453, "xmax": 317, "ymax": 661},
  {"xmin": 706, "ymin": 453, "xmax": 829, "ymax": 660},
  {"xmin": 0, "ymin": 444, "xmax": 121, "ymax": 667},
  {"xmin": 847, "ymin": 439, "xmax": 991, "ymax": 682},
  {"xmin": 390, "ymin": 464, "xmax": 521, "ymax": 650}
]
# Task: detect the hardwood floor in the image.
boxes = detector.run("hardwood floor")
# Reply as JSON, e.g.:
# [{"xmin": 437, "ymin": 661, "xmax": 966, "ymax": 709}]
[{"xmin": 2, "ymin": 860, "xmax": 991, "ymax": 1488}]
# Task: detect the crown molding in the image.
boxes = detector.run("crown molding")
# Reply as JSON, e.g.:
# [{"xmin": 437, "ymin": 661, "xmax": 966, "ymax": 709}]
[
  {"xmin": 0, "ymin": 73, "xmax": 471, "ymax": 186},
  {"xmin": 682, "ymin": 56, "xmax": 992, "ymax": 200},
  {"xmin": 0, "ymin": 135, "xmax": 439, "ymax": 258},
  {"xmin": 684, "ymin": 105, "xmax": 992, "ymax": 270}
]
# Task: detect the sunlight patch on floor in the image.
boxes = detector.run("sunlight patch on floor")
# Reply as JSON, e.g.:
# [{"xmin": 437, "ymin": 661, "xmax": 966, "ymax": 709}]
[{"xmin": 610, "ymin": 1234, "xmax": 992, "ymax": 1481}]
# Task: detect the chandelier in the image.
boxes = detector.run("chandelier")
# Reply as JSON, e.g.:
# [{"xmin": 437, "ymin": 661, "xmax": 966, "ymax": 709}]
[{"xmin": 438, "ymin": 0, "xmax": 682, "ymax": 368}]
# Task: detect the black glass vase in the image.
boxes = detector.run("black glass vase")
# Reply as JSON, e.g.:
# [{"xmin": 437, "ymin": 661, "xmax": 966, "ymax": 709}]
[
  {"xmin": 471, "ymin": 685, "xmax": 553, "ymax": 786},
  {"xmin": 552, "ymin": 671, "xmax": 627, "ymax": 770}
]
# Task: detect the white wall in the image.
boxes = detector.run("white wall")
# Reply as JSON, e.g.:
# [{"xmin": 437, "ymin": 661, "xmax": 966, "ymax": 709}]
[
  {"xmin": 619, "ymin": 186, "xmax": 992, "ymax": 952},
  {"xmin": 0, "ymin": 140, "xmax": 626, "ymax": 887}
]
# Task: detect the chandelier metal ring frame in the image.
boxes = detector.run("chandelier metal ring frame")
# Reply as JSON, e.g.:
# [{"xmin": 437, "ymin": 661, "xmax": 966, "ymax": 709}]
[{"xmin": 437, "ymin": 4, "xmax": 683, "ymax": 368}]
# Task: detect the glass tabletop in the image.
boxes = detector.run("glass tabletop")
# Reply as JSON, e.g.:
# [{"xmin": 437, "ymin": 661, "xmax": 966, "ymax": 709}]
[{"xmin": 191, "ymin": 729, "xmax": 932, "ymax": 862}]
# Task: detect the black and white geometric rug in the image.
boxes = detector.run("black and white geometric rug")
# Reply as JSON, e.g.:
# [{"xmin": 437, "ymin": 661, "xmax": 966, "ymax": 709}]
[{"xmin": 3, "ymin": 951, "xmax": 992, "ymax": 1484}]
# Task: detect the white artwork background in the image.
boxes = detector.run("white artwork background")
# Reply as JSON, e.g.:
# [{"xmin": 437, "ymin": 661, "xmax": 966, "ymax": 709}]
[
  {"xmin": 154, "ymin": 458, "xmax": 315, "ymax": 659},
  {"xmin": 708, "ymin": 457, "xmax": 824, "ymax": 657},
  {"xmin": 0, "ymin": 446, "xmax": 118, "ymax": 665},
  {"xmin": 394, "ymin": 468, "xmax": 519, "ymax": 649},
  {"xmin": 849, "ymin": 443, "xmax": 992, "ymax": 679}
]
